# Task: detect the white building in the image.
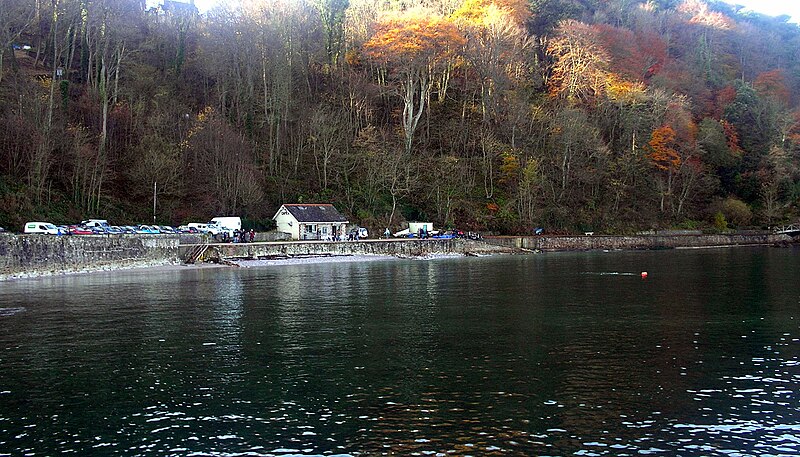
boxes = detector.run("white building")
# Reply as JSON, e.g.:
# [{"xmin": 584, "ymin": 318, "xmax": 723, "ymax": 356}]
[{"xmin": 273, "ymin": 204, "xmax": 349, "ymax": 240}]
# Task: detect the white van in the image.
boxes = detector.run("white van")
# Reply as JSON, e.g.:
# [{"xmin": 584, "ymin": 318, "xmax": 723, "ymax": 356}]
[
  {"xmin": 208, "ymin": 216, "xmax": 241, "ymax": 236},
  {"xmin": 24, "ymin": 222, "xmax": 60, "ymax": 234}
]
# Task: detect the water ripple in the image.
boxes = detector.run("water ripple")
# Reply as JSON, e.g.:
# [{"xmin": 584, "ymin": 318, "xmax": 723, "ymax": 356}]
[{"xmin": 0, "ymin": 250, "xmax": 799, "ymax": 455}]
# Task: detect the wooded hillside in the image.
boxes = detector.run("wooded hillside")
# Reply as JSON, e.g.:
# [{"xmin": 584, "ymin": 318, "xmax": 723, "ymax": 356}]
[{"xmin": 1, "ymin": 0, "xmax": 798, "ymax": 233}]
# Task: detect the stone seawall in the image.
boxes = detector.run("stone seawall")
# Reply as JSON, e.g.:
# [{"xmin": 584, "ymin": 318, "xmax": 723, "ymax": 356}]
[
  {"xmin": 182, "ymin": 233, "xmax": 795, "ymax": 263},
  {"xmin": 485, "ymin": 233, "xmax": 794, "ymax": 251},
  {"xmin": 183, "ymin": 238, "xmax": 514, "ymax": 262},
  {"xmin": 0, "ymin": 234, "xmax": 180, "ymax": 279},
  {"xmin": 3, "ymin": 232, "xmax": 793, "ymax": 280}
]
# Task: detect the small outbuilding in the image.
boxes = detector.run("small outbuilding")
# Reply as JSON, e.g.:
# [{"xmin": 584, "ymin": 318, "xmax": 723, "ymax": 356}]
[
  {"xmin": 273, "ymin": 204, "xmax": 349, "ymax": 241},
  {"xmin": 394, "ymin": 222, "xmax": 434, "ymax": 238}
]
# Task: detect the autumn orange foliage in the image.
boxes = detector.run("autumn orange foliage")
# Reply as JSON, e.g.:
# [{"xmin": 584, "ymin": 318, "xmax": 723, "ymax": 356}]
[
  {"xmin": 648, "ymin": 125, "xmax": 682, "ymax": 172},
  {"xmin": 754, "ymin": 69, "xmax": 791, "ymax": 106},
  {"xmin": 720, "ymin": 120, "xmax": 743, "ymax": 155},
  {"xmin": 594, "ymin": 25, "xmax": 668, "ymax": 81},
  {"xmin": 363, "ymin": 11, "xmax": 465, "ymax": 68},
  {"xmin": 452, "ymin": 0, "xmax": 531, "ymax": 27},
  {"xmin": 712, "ymin": 85, "xmax": 737, "ymax": 118},
  {"xmin": 605, "ymin": 74, "xmax": 646, "ymax": 103},
  {"xmin": 678, "ymin": 0, "xmax": 734, "ymax": 29},
  {"xmin": 789, "ymin": 110, "xmax": 800, "ymax": 148},
  {"xmin": 498, "ymin": 152, "xmax": 520, "ymax": 185}
]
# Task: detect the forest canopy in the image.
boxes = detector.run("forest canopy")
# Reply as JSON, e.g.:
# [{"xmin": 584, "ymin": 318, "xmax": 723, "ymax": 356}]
[{"xmin": 1, "ymin": 0, "xmax": 799, "ymax": 233}]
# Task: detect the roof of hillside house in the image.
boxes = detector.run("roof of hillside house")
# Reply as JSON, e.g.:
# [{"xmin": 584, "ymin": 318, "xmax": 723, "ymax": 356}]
[
  {"xmin": 275, "ymin": 204, "xmax": 349, "ymax": 223},
  {"xmin": 162, "ymin": 0, "xmax": 198, "ymax": 14}
]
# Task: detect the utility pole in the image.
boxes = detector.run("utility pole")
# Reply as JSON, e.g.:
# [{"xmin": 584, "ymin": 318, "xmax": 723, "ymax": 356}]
[{"xmin": 153, "ymin": 181, "xmax": 157, "ymax": 224}]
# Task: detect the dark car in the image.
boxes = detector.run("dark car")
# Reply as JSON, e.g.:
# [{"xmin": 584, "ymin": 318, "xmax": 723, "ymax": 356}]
[{"xmin": 348, "ymin": 227, "xmax": 368, "ymax": 239}]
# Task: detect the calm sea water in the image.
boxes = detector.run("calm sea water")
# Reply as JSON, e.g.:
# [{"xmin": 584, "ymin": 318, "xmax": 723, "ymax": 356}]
[{"xmin": 0, "ymin": 247, "xmax": 798, "ymax": 456}]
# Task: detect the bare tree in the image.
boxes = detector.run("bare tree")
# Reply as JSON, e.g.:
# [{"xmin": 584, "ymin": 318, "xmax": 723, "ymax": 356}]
[
  {"xmin": 363, "ymin": 9, "xmax": 464, "ymax": 154},
  {"xmin": 309, "ymin": 104, "xmax": 347, "ymax": 190},
  {"xmin": 0, "ymin": 0, "xmax": 36, "ymax": 84},
  {"xmin": 186, "ymin": 108, "xmax": 263, "ymax": 214}
]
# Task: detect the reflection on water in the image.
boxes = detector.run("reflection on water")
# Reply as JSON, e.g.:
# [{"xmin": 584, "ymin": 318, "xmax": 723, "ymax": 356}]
[{"xmin": 0, "ymin": 247, "xmax": 799, "ymax": 456}]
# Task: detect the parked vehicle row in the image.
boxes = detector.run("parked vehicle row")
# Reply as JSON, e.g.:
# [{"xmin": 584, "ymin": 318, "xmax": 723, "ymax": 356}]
[
  {"xmin": 19, "ymin": 216, "xmax": 243, "ymax": 236},
  {"xmin": 21, "ymin": 221, "xmax": 200, "ymax": 235},
  {"xmin": 182, "ymin": 217, "xmax": 242, "ymax": 236},
  {"xmin": 390, "ymin": 228, "xmax": 482, "ymax": 240}
]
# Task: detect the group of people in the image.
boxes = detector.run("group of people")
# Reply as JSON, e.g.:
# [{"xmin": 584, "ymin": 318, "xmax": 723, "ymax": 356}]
[
  {"xmin": 215, "ymin": 229, "xmax": 255, "ymax": 243},
  {"xmin": 318, "ymin": 232, "xmax": 360, "ymax": 242}
]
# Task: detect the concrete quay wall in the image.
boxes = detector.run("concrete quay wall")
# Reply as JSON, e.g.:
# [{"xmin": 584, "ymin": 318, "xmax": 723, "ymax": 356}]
[
  {"xmin": 0, "ymin": 234, "xmax": 180, "ymax": 279},
  {"xmin": 2, "ymin": 232, "xmax": 792, "ymax": 280},
  {"xmin": 189, "ymin": 238, "xmax": 514, "ymax": 261},
  {"xmin": 485, "ymin": 233, "xmax": 794, "ymax": 251}
]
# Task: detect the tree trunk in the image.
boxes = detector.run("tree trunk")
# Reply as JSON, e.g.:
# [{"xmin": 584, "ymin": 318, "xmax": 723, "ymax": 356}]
[
  {"xmin": 0, "ymin": 47, "xmax": 4, "ymax": 86},
  {"xmin": 401, "ymin": 70, "xmax": 429, "ymax": 155}
]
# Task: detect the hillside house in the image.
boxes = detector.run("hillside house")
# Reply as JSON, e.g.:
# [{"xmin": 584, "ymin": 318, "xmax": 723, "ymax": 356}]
[
  {"xmin": 162, "ymin": 0, "xmax": 198, "ymax": 14},
  {"xmin": 273, "ymin": 204, "xmax": 349, "ymax": 240}
]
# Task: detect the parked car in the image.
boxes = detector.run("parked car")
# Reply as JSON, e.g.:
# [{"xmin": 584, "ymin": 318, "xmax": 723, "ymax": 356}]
[
  {"xmin": 466, "ymin": 231, "xmax": 483, "ymax": 240},
  {"xmin": 348, "ymin": 227, "xmax": 368, "ymax": 239},
  {"xmin": 120, "ymin": 226, "xmax": 138, "ymax": 234},
  {"xmin": 178, "ymin": 225, "xmax": 199, "ymax": 234},
  {"xmin": 157, "ymin": 225, "xmax": 177, "ymax": 234},
  {"xmin": 68, "ymin": 225, "xmax": 93, "ymax": 235},
  {"xmin": 81, "ymin": 219, "xmax": 110, "ymax": 229},
  {"xmin": 24, "ymin": 222, "xmax": 60, "ymax": 234},
  {"xmin": 0, "ymin": 226, "xmax": 6, "ymax": 233},
  {"xmin": 187, "ymin": 223, "xmax": 211, "ymax": 233},
  {"xmin": 137, "ymin": 225, "xmax": 160, "ymax": 234},
  {"xmin": 209, "ymin": 217, "xmax": 241, "ymax": 237}
]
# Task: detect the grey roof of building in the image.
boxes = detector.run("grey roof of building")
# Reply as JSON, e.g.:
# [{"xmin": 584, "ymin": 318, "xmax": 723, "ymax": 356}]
[{"xmin": 282, "ymin": 204, "xmax": 349, "ymax": 223}]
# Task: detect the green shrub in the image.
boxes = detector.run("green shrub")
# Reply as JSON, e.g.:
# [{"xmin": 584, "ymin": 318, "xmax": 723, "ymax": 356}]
[
  {"xmin": 675, "ymin": 220, "xmax": 700, "ymax": 230},
  {"xmin": 713, "ymin": 211, "xmax": 728, "ymax": 232},
  {"xmin": 721, "ymin": 197, "xmax": 752, "ymax": 227}
]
